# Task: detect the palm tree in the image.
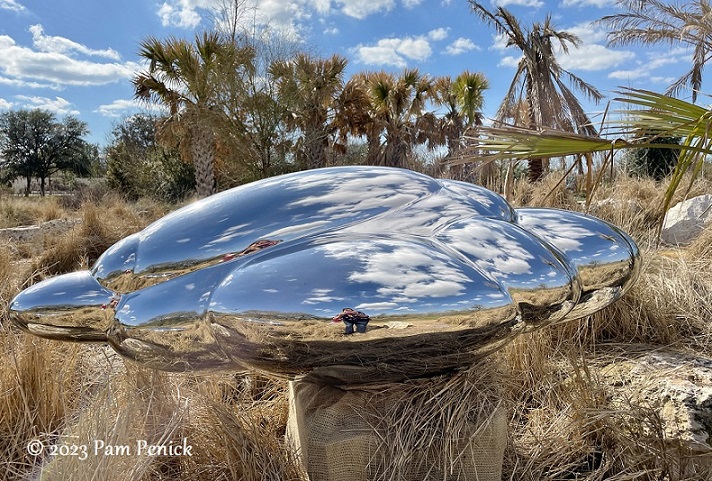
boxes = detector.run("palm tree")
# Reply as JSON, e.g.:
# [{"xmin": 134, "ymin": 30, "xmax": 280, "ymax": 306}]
[
  {"xmin": 270, "ymin": 54, "xmax": 348, "ymax": 170},
  {"xmin": 432, "ymin": 71, "xmax": 489, "ymax": 180},
  {"xmin": 600, "ymin": 0, "xmax": 712, "ymax": 104},
  {"xmin": 344, "ymin": 69, "xmax": 434, "ymax": 169},
  {"xmin": 133, "ymin": 32, "xmax": 253, "ymax": 197},
  {"xmin": 469, "ymin": 2, "xmax": 603, "ymax": 181}
]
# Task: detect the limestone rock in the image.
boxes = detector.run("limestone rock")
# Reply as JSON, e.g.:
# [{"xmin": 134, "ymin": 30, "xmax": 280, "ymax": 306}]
[
  {"xmin": 661, "ymin": 194, "xmax": 712, "ymax": 245},
  {"xmin": 599, "ymin": 350, "xmax": 712, "ymax": 452}
]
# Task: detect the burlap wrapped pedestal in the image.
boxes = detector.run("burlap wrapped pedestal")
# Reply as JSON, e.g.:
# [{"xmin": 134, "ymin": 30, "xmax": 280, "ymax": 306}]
[{"xmin": 286, "ymin": 374, "xmax": 507, "ymax": 481}]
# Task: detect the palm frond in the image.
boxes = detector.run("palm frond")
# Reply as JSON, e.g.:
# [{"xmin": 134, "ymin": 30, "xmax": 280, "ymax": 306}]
[{"xmin": 457, "ymin": 88, "xmax": 712, "ymax": 239}]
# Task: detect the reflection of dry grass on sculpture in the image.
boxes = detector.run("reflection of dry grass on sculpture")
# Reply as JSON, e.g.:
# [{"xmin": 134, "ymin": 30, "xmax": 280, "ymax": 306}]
[{"xmin": 2, "ymin": 174, "xmax": 712, "ymax": 480}]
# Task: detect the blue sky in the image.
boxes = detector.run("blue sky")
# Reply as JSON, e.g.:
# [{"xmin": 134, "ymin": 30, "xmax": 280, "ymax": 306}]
[{"xmin": 0, "ymin": 0, "xmax": 706, "ymax": 146}]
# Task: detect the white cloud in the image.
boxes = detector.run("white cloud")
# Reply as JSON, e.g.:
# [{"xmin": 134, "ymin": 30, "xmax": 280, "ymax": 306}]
[
  {"xmin": 353, "ymin": 36, "xmax": 432, "ymax": 67},
  {"xmin": 428, "ymin": 28, "xmax": 448, "ymax": 41},
  {"xmin": 498, "ymin": 55, "xmax": 521, "ymax": 68},
  {"xmin": 494, "ymin": 0, "xmax": 544, "ymax": 7},
  {"xmin": 490, "ymin": 20, "xmax": 636, "ymax": 74},
  {"xmin": 312, "ymin": 0, "xmax": 331, "ymax": 14},
  {"xmin": 561, "ymin": 0, "xmax": 614, "ymax": 6},
  {"xmin": 608, "ymin": 50, "xmax": 685, "ymax": 82},
  {"xmin": 0, "ymin": 98, "xmax": 13, "ymax": 109},
  {"xmin": 444, "ymin": 37, "xmax": 479, "ymax": 56},
  {"xmin": 649, "ymin": 75, "xmax": 678, "ymax": 85},
  {"xmin": 15, "ymin": 95, "xmax": 80, "ymax": 116},
  {"xmin": 558, "ymin": 44, "xmax": 636, "ymax": 71},
  {"xmin": 29, "ymin": 25, "xmax": 121, "ymax": 60},
  {"xmin": 0, "ymin": 0, "xmax": 25, "ymax": 12},
  {"xmin": 95, "ymin": 99, "xmax": 146, "ymax": 118},
  {"xmin": 398, "ymin": 37, "xmax": 431, "ymax": 60},
  {"xmin": 491, "ymin": 33, "xmax": 510, "ymax": 52},
  {"xmin": 337, "ymin": 0, "xmax": 395, "ymax": 19},
  {"xmin": 0, "ymin": 34, "xmax": 140, "ymax": 87},
  {"xmin": 564, "ymin": 22, "xmax": 608, "ymax": 44},
  {"xmin": 157, "ymin": 1, "xmax": 203, "ymax": 28},
  {"xmin": 158, "ymin": 0, "xmax": 310, "ymax": 40},
  {"xmin": 402, "ymin": 0, "xmax": 423, "ymax": 7},
  {"xmin": 0, "ymin": 74, "xmax": 56, "ymax": 90}
]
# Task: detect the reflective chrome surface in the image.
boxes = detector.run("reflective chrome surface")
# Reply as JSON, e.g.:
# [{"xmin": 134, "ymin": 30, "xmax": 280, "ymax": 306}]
[{"xmin": 9, "ymin": 167, "xmax": 640, "ymax": 383}]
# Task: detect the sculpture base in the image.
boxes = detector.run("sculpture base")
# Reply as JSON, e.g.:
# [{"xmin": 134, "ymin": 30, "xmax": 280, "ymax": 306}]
[{"xmin": 286, "ymin": 375, "xmax": 507, "ymax": 481}]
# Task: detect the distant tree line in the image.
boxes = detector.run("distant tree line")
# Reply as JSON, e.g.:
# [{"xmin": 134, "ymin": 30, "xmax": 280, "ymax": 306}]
[
  {"xmin": 0, "ymin": 109, "xmax": 98, "ymax": 196},
  {"xmin": 121, "ymin": 25, "xmax": 491, "ymax": 199}
]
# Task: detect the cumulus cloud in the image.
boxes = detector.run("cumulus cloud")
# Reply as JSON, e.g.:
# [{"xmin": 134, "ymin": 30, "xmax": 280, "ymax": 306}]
[
  {"xmin": 561, "ymin": 0, "xmax": 615, "ymax": 6},
  {"xmin": 30, "ymin": 25, "xmax": 121, "ymax": 60},
  {"xmin": 0, "ymin": 0, "xmax": 25, "ymax": 12},
  {"xmin": 490, "ymin": 21, "xmax": 636, "ymax": 74},
  {"xmin": 499, "ymin": 55, "xmax": 521, "ymax": 68},
  {"xmin": 564, "ymin": 22, "xmax": 609, "ymax": 44},
  {"xmin": 0, "ymin": 98, "xmax": 13, "ymax": 109},
  {"xmin": 0, "ymin": 33, "xmax": 140, "ymax": 88},
  {"xmin": 94, "ymin": 99, "xmax": 146, "ymax": 118},
  {"xmin": 491, "ymin": 33, "xmax": 510, "ymax": 52},
  {"xmin": 335, "ymin": 0, "xmax": 395, "ymax": 19},
  {"xmin": 444, "ymin": 38, "xmax": 479, "ymax": 56},
  {"xmin": 159, "ymin": 0, "xmax": 310, "ymax": 40},
  {"xmin": 428, "ymin": 28, "xmax": 448, "ymax": 41},
  {"xmin": 494, "ymin": 0, "xmax": 544, "ymax": 7},
  {"xmin": 608, "ymin": 48, "xmax": 687, "ymax": 82},
  {"xmin": 157, "ymin": 0, "xmax": 203, "ymax": 28},
  {"xmin": 402, "ymin": 0, "xmax": 423, "ymax": 7},
  {"xmin": 558, "ymin": 44, "xmax": 636, "ymax": 71},
  {"xmin": 14, "ymin": 95, "xmax": 80, "ymax": 116},
  {"xmin": 353, "ymin": 36, "xmax": 432, "ymax": 67}
]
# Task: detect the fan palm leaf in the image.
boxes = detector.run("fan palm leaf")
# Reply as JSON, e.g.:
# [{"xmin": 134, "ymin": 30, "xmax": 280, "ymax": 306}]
[{"xmin": 459, "ymin": 88, "xmax": 712, "ymax": 235}]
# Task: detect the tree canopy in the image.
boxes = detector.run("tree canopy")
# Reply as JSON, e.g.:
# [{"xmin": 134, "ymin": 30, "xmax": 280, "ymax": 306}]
[
  {"xmin": 0, "ymin": 109, "xmax": 91, "ymax": 196},
  {"xmin": 469, "ymin": 2, "xmax": 602, "ymax": 181}
]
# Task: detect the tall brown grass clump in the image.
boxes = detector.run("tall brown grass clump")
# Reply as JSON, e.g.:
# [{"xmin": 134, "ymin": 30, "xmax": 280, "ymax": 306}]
[
  {"xmin": 0, "ymin": 330, "xmax": 85, "ymax": 480},
  {"xmin": 0, "ymin": 196, "xmax": 66, "ymax": 229},
  {"xmin": 29, "ymin": 195, "xmax": 165, "ymax": 279},
  {"xmin": 33, "ymin": 368, "xmax": 304, "ymax": 481}
]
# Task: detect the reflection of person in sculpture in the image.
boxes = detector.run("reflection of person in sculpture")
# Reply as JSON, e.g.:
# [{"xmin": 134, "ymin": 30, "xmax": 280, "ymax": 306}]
[{"xmin": 332, "ymin": 308, "xmax": 370, "ymax": 335}]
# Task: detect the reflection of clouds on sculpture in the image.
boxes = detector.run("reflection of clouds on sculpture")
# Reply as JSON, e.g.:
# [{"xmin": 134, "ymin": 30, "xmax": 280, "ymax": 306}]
[
  {"xmin": 321, "ymin": 239, "xmax": 472, "ymax": 302},
  {"xmin": 287, "ymin": 170, "xmax": 433, "ymax": 217},
  {"xmin": 9, "ymin": 166, "xmax": 641, "ymax": 381}
]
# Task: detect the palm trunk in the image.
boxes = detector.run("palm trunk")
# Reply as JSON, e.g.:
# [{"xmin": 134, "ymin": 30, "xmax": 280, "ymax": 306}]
[
  {"xmin": 526, "ymin": 85, "xmax": 544, "ymax": 182},
  {"xmin": 191, "ymin": 125, "xmax": 216, "ymax": 198}
]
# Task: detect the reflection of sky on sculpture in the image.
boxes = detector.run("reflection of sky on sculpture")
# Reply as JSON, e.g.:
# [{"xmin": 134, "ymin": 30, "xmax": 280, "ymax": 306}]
[
  {"xmin": 346, "ymin": 193, "xmax": 500, "ymax": 237},
  {"xmin": 515, "ymin": 208, "xmax": 637, "ymax": 291},
  {"xmin": 10, "ymin": 271, "xmax": 114, "ymax": 311},
  {"xmin": 321, "ymin": 239, "xmax": 471, "ymax": 299},
  {"xmin": 114, "ymin": 261, "xmax": 235, "ymax": 326},
  {"xmin": 207, "ymin": 237, "xmax": 513, "ymax": 318},
  {"xmin": 436, "ymin": 218, "xmax": 577, "ymax": 311},
  {"xmin": 439, "ymin": 179, "xmax": 515, "ymax": 221},
  {"xmin": 92, "ymin": 234, "xmax": 139, "ymax": 280},
  {"xmin": 122, "ymin": 168, "xmax": 434, "ymax": 276},
  {"xmin": 285, "ymin": 169, "xmax": 436, "ymax": 218}
]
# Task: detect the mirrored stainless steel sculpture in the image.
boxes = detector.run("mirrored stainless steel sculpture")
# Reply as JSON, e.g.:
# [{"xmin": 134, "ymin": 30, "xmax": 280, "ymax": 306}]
[{"xmin": 9, "ymin": 167, "xmax": 640, "ymax": 383}]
